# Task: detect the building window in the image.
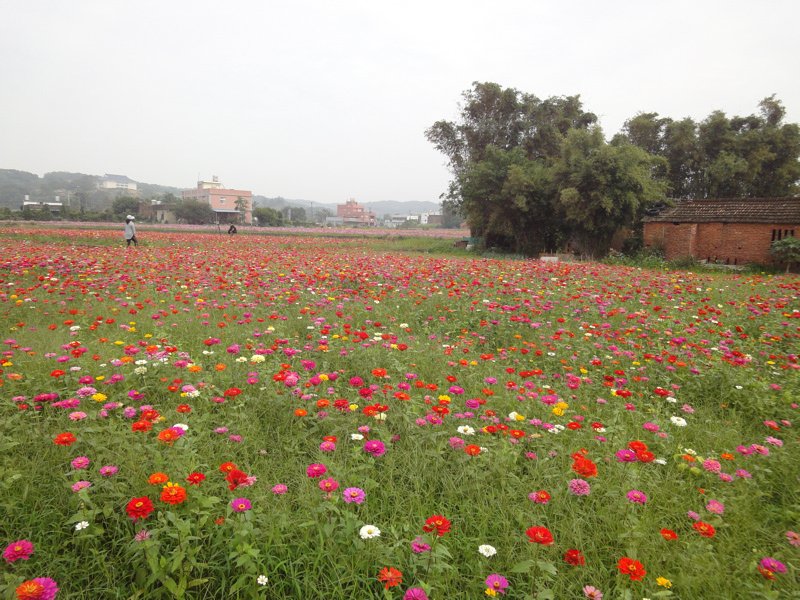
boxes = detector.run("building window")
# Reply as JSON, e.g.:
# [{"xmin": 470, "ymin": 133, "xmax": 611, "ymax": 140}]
[{"xmin": 772, "ymin": 229, "xmax": 781, "ymax": 241}]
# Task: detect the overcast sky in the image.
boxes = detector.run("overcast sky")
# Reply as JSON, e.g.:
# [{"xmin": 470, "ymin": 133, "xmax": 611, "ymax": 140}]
[{"xmin": 1, "ymin": 0, "xmax": 798, "ymax": 204}]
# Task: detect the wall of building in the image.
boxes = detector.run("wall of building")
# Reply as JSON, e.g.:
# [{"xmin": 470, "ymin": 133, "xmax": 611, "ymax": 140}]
[{"xmin": 643, "ymin": 222, "xmax": 798, "ymax": 265}]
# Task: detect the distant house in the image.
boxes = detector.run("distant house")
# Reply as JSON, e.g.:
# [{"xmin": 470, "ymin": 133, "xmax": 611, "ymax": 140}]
[
  {"xmin": 643, "ymin": 197, "xmax": 800, "ymax": 265},
  {"xmin": 99, "ymin": 174, "xmax": 138, "ymax": 193},
  {"xmin": 22, "ymin": 201, "xmax": 63, "ymax": 214},
  {"xmin": 337, "ymin": 198, "xmax": 375, "ymax": 226},
  {"xmin": 182, "ymin": 176, "xmax": 253, "ymax": 224}
]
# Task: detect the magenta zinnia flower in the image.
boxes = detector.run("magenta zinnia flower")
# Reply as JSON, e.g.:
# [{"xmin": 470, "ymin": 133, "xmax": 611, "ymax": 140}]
[
  {"xmin": 230, "ymin": 498, "xmax": 252, "ymax": 513},
  {"xmin": 363, "ymin": 440, "xmax": 386, "ymax": 457},
  {"xmin": 403, "ymin": 588, "xmax": 429, "ymax": 600},
  {"xmin": 15, "ymin": 577, "xmax": 58, "ymax": 600},
  {"xmin": 485, "ymin": 573, "xmax": 509, "ymax": 594},
  {"xmin": 3, "ymin": 539, "xmax": 34, "ymax": 563},
  {"xmin": 626, "ymin": 490, "xmax": 647, "ymax": 504},
  {"xmin": 410, "ymin": 536, "xmax": 431, "ymax": 553},
  {"xmin": 759, "ymin": 557, "xmax": 786, "ymax": 574},
  {"xmin": 306, "ymin": 463, "xmax": 327, "ymax": 478}
]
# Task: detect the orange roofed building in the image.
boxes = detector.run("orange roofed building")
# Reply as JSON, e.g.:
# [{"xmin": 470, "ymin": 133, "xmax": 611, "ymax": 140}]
[
  {"xmin": 337, "ymin": 198, "xmax": 376, "ymax": 226},
  {"xmin": 182, "ymin": 176, "xmax": 253, "ymax": 224}
]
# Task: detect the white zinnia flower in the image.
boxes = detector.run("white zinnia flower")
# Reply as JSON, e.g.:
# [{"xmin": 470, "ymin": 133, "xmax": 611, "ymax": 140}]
[
  {"xmin": 478, "ymin": 544, "xmax": 497, "ymax": 557},
  {"xmin": 350, "ymin": 433, "xmax": 364, "ymax": 441},
  {"xmin": 670, "ymin": 416, "xmax": 687, "ymax": 427},
  {"xmin": 359, "ymin": 525, "xmax": 381, "ymax": 539},
  {"xmin": 457, "ymin": 425, "xmax": 475, "ymax": 436}
]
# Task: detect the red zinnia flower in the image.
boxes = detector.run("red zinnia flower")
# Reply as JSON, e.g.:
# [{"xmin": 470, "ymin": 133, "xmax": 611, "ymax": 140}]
[
  {"xmin": 563, "ymin": 549, "xmax": 586, "ymax": 566},
  {"xmin": 377, "ymin": 567, "xmax": 403, "ymax": 589},
  {"xmin": 660, "ymin": 528, "xmax": 678, "ymax": 541},
  {"xmin": 526, "ymin": 526, "xmax": 554, "ymax": 545},
  {"xmin": 132, "ymin": 420, "xmax": 152, "ymax": 432},
  {"xmin": 53, "ymin": 432, "xmax": 77, "ymax": 446},
  {"xmin": 126, "ymin": 496, "xmax": 154, "ymax": 521},
  {"xmin": 693, "ymin": 521, "xmax": 716, "ymax": 538},
  {"xmin": 226, "ymin": 469, "xmax": 249, "ymax": 490},
  {"xmin": 422, "ymin": 515, "xmax": 451, "ymax": 537},
  {"xmin": 218, "ymin": 461, "xmax": 237, "ymax": 473},
  {"xmin": 464, "ymin": 444, "xmax": 481, "ymax": 456},
  {"xmin": 617, "ymin": 556, "xmax": 646, "ymax": 580},
  {"xmin": 571, "ymin": 452, "xmax": 598, "ymax": 478},
  {"xmin": 223, "ymin": 387, "xmax": 242, "ymax": 397},
  {"xmin": 186, "ymin": 472, "xmax": 206, "ymax": 485}
]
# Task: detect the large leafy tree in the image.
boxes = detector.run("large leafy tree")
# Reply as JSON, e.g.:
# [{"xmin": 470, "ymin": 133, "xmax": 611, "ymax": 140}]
[
  {"xmin": 617, "ymin": 96, "xmax": 800, "ymax": 198},
  {"xmin": 427, "ymin": 82, "xmax": 665, "ymax": 257},
  {"xmin": 555, "ymin": 129, "xmax": 667, "ymax": 257},
  {"xmin": 426, "ymin": 82, "xmax": 597, "ymax": 253}
]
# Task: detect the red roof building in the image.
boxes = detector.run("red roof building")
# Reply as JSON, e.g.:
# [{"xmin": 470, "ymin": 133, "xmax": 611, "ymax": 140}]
[{"xmin": 643, "ymin": 197, "xmax": 799, "ymax": 265}]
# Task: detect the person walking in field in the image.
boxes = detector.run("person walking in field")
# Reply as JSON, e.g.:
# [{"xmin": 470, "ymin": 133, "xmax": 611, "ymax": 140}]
[{"xmin": 124, "ymin": 215, "xmax": 138, "ymax": 247}]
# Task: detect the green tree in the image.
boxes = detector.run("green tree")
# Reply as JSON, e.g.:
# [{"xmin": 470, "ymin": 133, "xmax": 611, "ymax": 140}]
[
  {"xmin": 174, "ymin": 200, "xmax": 215, "ymax": 224},
  {"xmin": 770, "ymin": 236, "xmax": 800, "ymax": 272},
  {"xmin": 426, "ymin": 82, "xmax": 596, "ymax": 251},
  {"xmin": 252, "ymin": 207, "xmax": 283, "ymax": 226},
  {"xmin": 111, "ymin": 196, "xmax": 140, "ymax": 218},
  {"xmin": 554, "ymin": 128, "xmax": 667, "ymax": 257},
  {"xmin": 234, "ymin": 196, "xmax": 249, "ymax": 222}
]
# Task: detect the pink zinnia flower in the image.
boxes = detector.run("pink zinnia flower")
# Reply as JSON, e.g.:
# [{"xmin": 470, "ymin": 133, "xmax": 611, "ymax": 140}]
[
  {"xmin": 3, "ymin": 539, "xmax": 34, "ymax": 563},
  {"xmin": 318, "ymin": 477, "xmax": 339, "ymax": 493},
  {"xmin": 71, "ymin": 456, "xmax": 90, "ymax": 470},
  {"xmin": 71, "ymin": 480, "xmax": 91, "ymax": 492},
  {"xmin": 568, "ymin": 479, "xmax": 591, "ymax": 496},
  {"xmin": 786, "ymin": 531, "xmax": 800, "ymax": 547},
  {"xmin": 271, "ymin": 484, "xmax": 288, "ymax": 495},
  {"xmin": 583, "ymin": 585, "xmax": 603, "ymax": 599},
  {"xmin": 706, "ymin": 499, "xmax": 725, "ymax": 515},
  {"xmin": 343, "ymin": 487, "xmax": 366, "ymax": 504},
  {"xmin": 99, "ymin": 465, "xmax": 118, "ymax": 477},
  {"xmin": 403, "ymin": 588, "xmax": 429, "ymax": 600}
]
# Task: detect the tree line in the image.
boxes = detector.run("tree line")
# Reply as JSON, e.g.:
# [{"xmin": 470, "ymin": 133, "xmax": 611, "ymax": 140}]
[{"xmin": 426, "ymin": 82, "xmax": 800, "ymax": 257}]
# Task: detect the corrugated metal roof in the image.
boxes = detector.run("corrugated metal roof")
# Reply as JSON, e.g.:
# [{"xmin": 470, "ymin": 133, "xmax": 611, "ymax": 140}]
[{"xmin": 643, "ymin": 198, "xmax": 800, "ymax": 224}]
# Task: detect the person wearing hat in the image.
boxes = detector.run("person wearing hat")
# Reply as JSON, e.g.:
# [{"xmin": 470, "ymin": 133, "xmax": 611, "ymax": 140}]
[{"xmin": 124, "ymin": 215, "xmax": 138, "ymax": 247}]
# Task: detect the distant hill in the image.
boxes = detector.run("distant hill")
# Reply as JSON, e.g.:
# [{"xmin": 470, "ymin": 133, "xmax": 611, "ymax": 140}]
[
  {"xmin": 0, "ymin": 169, "xmax": 441, "ymax": 215},
  {"xmin": 254, "ymin": 196, "xmax": 440, "ymax": 216}
]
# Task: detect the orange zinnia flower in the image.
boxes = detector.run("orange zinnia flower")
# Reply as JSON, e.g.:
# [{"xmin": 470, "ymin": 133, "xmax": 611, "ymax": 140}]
[
  {"xmin": 377, "ymin": 567, "xmax": 402, "ymax": 589},
  {"xmin": 53, "ymin": 432, "xmax": 77, "ymax": 446},
  {"xmin": 160, "ymin": 482, "xmax": 187, "ymax": 505},
  {"xmin": 148, "ymin": 472, "xmax": 169, "ymax": 485}
]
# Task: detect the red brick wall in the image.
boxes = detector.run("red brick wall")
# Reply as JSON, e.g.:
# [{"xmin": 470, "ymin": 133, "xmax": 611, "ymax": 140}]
[{"xmin": 643, "ymin": 222, "xmax": 798, "ymax": 265}]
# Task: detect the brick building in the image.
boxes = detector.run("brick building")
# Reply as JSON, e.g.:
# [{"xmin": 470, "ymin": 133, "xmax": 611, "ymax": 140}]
[
  {"xmin": 182, "ymin": 176, "xmax": 252, "ymax": 224},
  {"xmin": 336, "ymin": 198, "xmax": 375, "ymax": 226},
  {"xmin": 643, "ymin": 198, "xmax": 800, "ymax": 266}
]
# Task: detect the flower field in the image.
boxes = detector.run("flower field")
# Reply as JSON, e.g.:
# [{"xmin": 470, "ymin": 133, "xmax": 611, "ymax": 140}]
[{"xmin": 1, "ymin": 227, "xmax": 798, "ymax": 599}]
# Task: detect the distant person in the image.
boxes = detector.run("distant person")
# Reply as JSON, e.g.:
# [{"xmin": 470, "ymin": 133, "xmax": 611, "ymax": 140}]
[
  {"xmin": 228, "ymin": 224, "xmax": 238, "ymax": 235},
  {"xmin": 124, "ymin": 215, "xmax": 138, "ymax": 247}
]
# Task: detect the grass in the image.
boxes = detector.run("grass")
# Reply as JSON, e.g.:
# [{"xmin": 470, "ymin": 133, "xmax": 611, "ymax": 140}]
[{"xmin": 0, "ymin": 227, "xmax": 798, "ymax": 599}]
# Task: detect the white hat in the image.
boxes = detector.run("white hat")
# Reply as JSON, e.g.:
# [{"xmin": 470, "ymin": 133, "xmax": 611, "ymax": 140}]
[{"xmin": 126, "ymin": 215, "xmax": 135, "ymax": 220}]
